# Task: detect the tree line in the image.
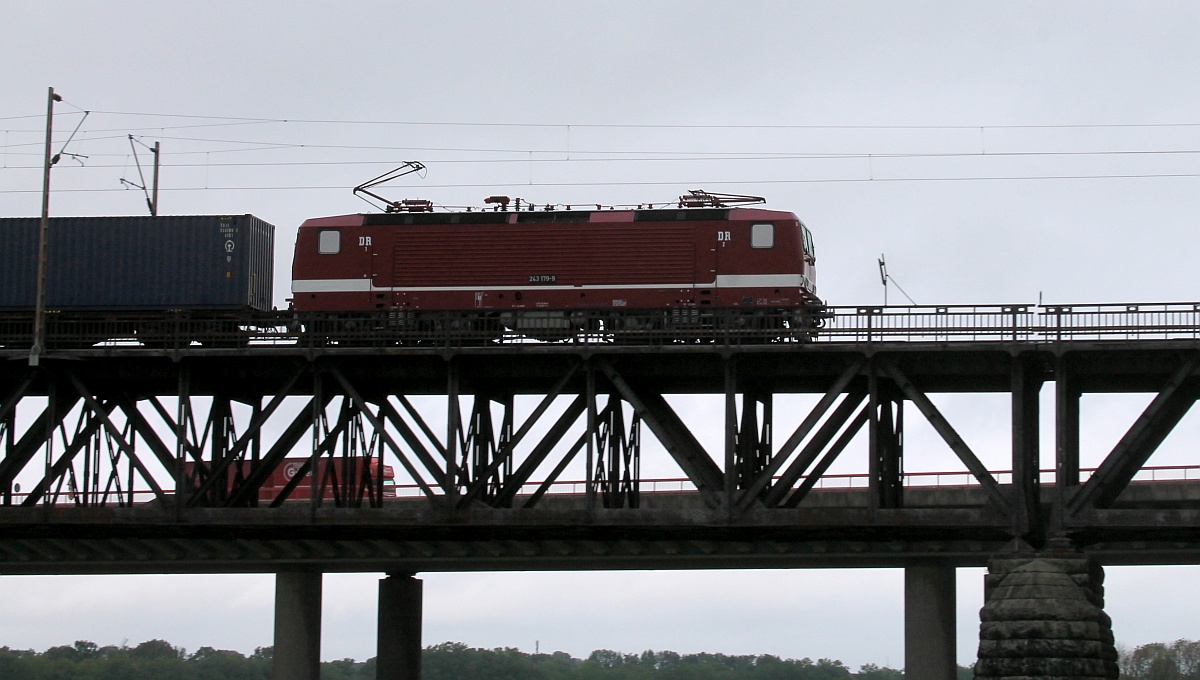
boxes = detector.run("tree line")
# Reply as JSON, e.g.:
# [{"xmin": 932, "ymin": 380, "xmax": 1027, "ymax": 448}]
[
  {"xmin": 0, "ymin": 639, "xmax": 944, "ymax": 680},
  {"xmin": 1119, "ymin": 639, "xmax": 1200, "ymax": 680},
  {"xmin": 6, "ymin": 636, "xmax": 1195, "ymax": 679}
]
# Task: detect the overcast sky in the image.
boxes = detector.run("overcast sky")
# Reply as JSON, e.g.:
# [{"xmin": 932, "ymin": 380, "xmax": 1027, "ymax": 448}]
[{"xmin": 2, "ymin": 1, "xmax": 1200, "ymax": 670}]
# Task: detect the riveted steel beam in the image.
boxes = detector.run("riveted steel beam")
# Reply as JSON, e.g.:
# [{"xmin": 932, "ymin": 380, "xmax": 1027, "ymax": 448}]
[
  {"xmin": 599, "ymin": 358, "xmax": 723, "ymax": 507},
  {"xmin": 227, "ymin": 395, "xmax": 329, "ymax": 508},
  {"xmin": 761, "ymin": 389, "xmax": 867, "ymax": 508},
  {"xmin": 869, "ymin": 368, "xmax": 904, "ymax": 512},
  {"xmin": 1011, "ymin": 354, "xmax": 1044, "ymax": 542},
  {"xmin": 591, "ymin": 393, "xmax": 641, "ymax": 509},
  {"xmin": 782, "ymin": 405, "xmax": 870, "ymax": 508},
  {"xmin": 62, "ymin": 371, "xmax": 166, "ymax": 503},
  {"xmin": 330, "ymin": 365, "xmax": 437, "ymax": 500},
  {"xmin": 882, "ymin": 359, "xmax": 1010, "ymax": 512},
  {"xmin": 0, "ymin": 394, "xmax": 83, "ymax": 499},
  {"xmin": 737, "ymin": 357, "xmax": 867, "ymax": 507},
  {"xmin": 379, "ymin": 398, "xmax": 447, "ymax": 491},
  {"xmin": 1070, "ymin": 352, "xmax": 1200, "ymax": 513}
]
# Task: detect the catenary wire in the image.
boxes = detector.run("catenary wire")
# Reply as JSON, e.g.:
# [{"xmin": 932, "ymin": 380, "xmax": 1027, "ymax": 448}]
[
  {"xmin": 68, "ymin": 111, "xmax": 1200, "ymax": 131},
  {"xmin": 3, "ymin": 171, "xmax": 1200, "ymax": 195},
  {"xmin": 3, "ymin": 143, "xmax": 1200, "ymax": 164}
]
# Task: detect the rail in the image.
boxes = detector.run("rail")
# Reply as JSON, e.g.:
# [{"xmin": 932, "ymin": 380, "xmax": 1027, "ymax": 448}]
[
  {"xmin": 8, "ymin": 465, "xmax": 1198, "ymax": 506},
  {"xmin": 5, "ymin": 302, "xmax": 1200, "ymax": 351}
]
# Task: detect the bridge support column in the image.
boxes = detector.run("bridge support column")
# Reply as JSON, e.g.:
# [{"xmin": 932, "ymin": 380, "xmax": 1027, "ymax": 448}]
[
  {"xmin": 273, "ymin": 571, "xmax": 323, "ymax": 680},
  {"xmin": 976, "ymin": 547, "xmax": 1118, "ymax": 678},
  {"xmin": 905, "ymin": 561, "xmax": 957, "ymax": 680},
  {"xmin": 377, "ymin": 573, "xmax": 423, "ymax": 680}
]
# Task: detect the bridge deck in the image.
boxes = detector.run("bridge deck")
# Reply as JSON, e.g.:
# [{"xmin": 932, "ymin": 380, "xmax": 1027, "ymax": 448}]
[{"xmin": 3, "ymin": 303, "xmax": 1200, "ymax": 574}]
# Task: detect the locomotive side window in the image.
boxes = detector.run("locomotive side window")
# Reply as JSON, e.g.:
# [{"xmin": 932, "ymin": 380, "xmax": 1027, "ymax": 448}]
[
  {"xmin": 751, "ymin": 223, "xmax": 774, "ymax": 249},
  {"xmin": 318, "ymin": 229, "xmax": 341, "ymax": 254}
]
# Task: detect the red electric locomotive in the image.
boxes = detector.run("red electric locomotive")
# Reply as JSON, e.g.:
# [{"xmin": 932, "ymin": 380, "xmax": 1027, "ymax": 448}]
[{"xmin": 291, "ymin": 191, "xmax": 820, "ymax": 341}]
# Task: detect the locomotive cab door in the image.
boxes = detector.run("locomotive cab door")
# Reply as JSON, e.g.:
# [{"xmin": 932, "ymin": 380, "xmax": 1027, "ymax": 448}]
[
  {"xmin": 310, "ymin": 226, "xmax": 376, "ymax": 311},
  {"xmin": 362, "ymin": 232, "xmax": 387, "ymax": 310},
  {"xmin": 698, "ymin": 229, "xmax": 718, "ymax": 306},
  {"xmin": 711, "ymin": 221, "xmax": 743, "ymax": 307}
]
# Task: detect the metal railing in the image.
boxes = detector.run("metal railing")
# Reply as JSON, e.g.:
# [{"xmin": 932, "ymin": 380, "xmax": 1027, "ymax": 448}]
[
  {"xmin": 821, "ymin": 302, "xmax": 1200, "ymax": 343},
  {"xmin": 5, "ymin": 303, "xmax": 1200, "ymax": 351}
]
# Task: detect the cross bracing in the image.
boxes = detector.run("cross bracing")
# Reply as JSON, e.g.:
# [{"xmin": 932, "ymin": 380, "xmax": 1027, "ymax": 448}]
[{"xmin": 3, "ymin": 329, "xmax": 1200, "ymax": 574}]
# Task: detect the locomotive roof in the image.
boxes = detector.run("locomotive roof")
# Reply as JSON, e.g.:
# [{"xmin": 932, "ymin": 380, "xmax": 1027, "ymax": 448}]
[{"xmin": 302, "ymin": 206, "xmax": 799, "ymax": 228}]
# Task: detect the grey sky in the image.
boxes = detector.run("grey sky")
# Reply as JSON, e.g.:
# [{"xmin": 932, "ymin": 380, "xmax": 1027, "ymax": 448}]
[{"xmin": 2, "ymin": 1, "xmax": 1199, "ymax": 669}]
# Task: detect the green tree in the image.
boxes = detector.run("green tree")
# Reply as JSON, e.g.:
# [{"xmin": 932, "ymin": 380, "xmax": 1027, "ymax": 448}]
[
  {"xmin": 130, "ymin": 639, "xmax": 182, "ymax": 661},
  {"xmin": 1170, "ymin": 639, "xmax": 1200, "ymax": 679},
  {"xmin": 190, "ymin": 646, "xmax": 268, "ymax": 680},
  {"xmin": 855, "ymin": 663, "xmax": 903, "ymax": 679}
]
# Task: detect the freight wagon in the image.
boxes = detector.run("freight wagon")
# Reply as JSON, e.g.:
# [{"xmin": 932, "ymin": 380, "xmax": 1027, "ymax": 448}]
[{"xmin": 0, "ymin": 214, "xmax": 274, "ymax": 347}]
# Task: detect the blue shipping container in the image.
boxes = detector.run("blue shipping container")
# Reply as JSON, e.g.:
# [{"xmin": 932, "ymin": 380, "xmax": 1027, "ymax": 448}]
[{"xmin": 0, "ymin": 215, "xmax": 275, "ymax": 311}]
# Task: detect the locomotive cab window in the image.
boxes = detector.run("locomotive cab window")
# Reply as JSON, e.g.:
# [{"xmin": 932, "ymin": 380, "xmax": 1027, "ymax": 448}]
[
  {"xmin": 751, "ymin": 223, "xmax": 774, "ymax": 249},
  {"xmin": 317, "ymin": 229, "xmax": 341, "ymax": 254},
  {"xmin": 801, "ymin": 224, "xmax": 815, "ymax": 257}
]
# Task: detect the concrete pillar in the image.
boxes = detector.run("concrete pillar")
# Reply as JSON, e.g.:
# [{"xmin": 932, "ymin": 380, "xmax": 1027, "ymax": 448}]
[
  {"xmin": 905, "ymin": 561, "xmax": 957, "ymax": 680},
  {"xmin": 273, "ymin": 571, "xmax": 323, "ymax": 680},
  {"xmin": 377, "ymin": 573, "xmax": 423, "ymax": 680}
]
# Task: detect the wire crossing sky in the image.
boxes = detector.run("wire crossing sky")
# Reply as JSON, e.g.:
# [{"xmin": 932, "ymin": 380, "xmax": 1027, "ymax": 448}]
[{"xmin": 2, "ymin": 1, "xmax": 1200, "ymax": 670}]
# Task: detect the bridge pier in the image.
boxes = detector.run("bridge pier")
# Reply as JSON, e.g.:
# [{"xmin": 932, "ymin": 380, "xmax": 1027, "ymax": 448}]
[
  {"xmin": 904, "ymin": 561, "xmax": 957, "ymax": 680},
  {"xmin": 377, "ymin": 573, "xmax": 424, "ymax": 680},
  {"xmin": 273, "ymin": 571, "xmax": 323, "ymax": 680},
  {"xmin": 975, "ymin": 548, "xmax": 1118, "ymax": 678}
]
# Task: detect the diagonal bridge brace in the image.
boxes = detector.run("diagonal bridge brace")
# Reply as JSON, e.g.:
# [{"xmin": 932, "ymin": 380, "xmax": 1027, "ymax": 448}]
[
  {"xmin": 737, "ymin": 357, "xmax": 867, "ymax": 511},
  {"xmin": 223, "ymin": 394, "xmax": 333, "ymax": 507},
  {"xmin": 497, "ymin": 394, "xmax": 588, "ymax": 508},
  {"xmin": 881, "ymin": 358, "xmax": 1012, "ymax": 513},
  {"xmin": 169, "ymin": 365, "xmax": 307, "ymax": 501},
  {"xmin": 598, "ymin": 358, "xmax": 724, "ymax": 508},
  {"xmin": 0, "ymin": 372, "xmax": 36, "ymax": 430},
  {"xmin": 48, "ymin": 371, "xmax": 168, "ymax": 503},
  {"xmin": 15, "ymin": 399, "xmax": 108, "ymax": 506},
  {"xmin": 782, "ymin": 405, "xmax": 871, "ymax": 509},
  {"xmin": 459, "ymin": 363, "xmax": 582, "ymax": 507},
  {"xmin": 0, "ymin": 375, "xmax": 62, "ymax": 500},
  {"xmin": 1068, "ymin": 352, "xmax": 1200, "ymax": 513},
  {"xmin": 329, "ymin": 365, "xmax": 440, "ymax": 500},
  {"xmin": 760, "ymin": 387, "xmax": 869, "ymax": 509},
  {"xmin": 379, "ymin": 397, "xmax": 449, "ymax": 493}
]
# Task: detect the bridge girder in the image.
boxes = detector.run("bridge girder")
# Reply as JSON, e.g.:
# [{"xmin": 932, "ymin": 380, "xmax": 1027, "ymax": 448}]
[{"xmin": 2, "ymin": 341, "xmax": 1200, "ymax": 573}]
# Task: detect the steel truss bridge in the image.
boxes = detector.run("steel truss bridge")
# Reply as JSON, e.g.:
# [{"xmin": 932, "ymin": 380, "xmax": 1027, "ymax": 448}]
[{"xmin": 2, "ymin": 302, "xmax": 1200, "ymax": 575}]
